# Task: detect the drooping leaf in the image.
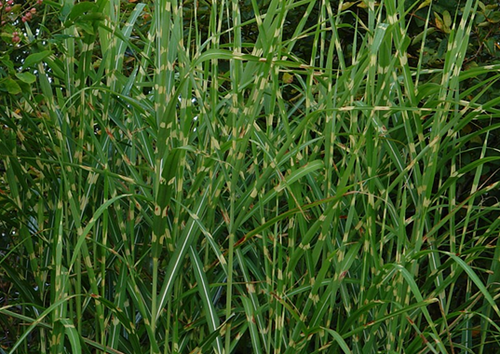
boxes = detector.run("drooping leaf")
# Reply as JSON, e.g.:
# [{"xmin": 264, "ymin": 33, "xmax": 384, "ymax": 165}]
[{"xmin": 2, "ymin": 77, "xmax": 21, "ymax": 94}]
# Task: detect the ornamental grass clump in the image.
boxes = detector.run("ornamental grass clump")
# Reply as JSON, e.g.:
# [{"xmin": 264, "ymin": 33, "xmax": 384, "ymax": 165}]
[{"xmin": 1, "ymin": 0, "xmax": 500, "ymax": 353}]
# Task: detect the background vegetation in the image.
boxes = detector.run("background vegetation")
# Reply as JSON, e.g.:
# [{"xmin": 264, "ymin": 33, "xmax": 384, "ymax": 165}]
[{"xmin": 1, "ymin": 0, "xmax": 500, "ymax": 353}]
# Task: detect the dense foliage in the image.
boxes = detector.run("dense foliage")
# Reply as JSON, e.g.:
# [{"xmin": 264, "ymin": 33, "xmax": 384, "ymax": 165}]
[{"xmin": 1, "ymin": 0, "xmax": 500, "ymax": 353}]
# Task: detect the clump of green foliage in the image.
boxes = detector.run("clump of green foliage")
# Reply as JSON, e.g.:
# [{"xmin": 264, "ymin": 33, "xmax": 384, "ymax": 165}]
[{"xmin": 1, "ymin": 0, "xmax": 500, "ymax": 353}]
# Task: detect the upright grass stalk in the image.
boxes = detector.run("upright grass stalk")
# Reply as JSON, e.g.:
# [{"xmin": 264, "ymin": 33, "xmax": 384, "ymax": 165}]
[{"xmin": 1, "ymin": 0, "xmax": 500, "ymax": 353}]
